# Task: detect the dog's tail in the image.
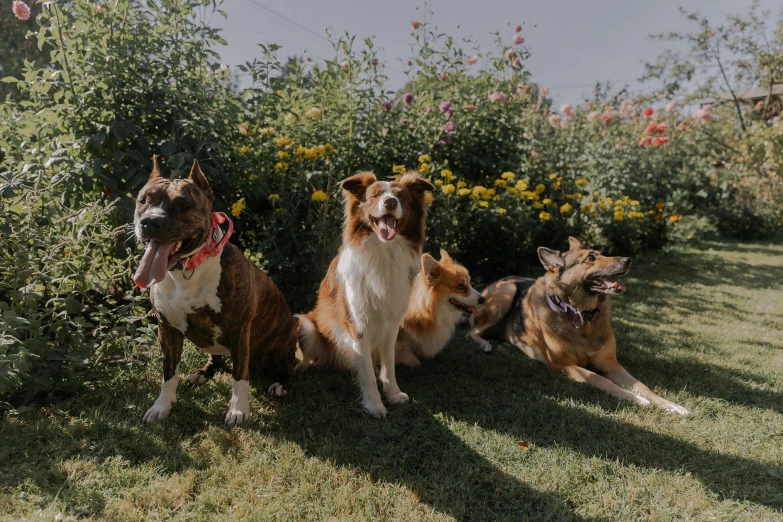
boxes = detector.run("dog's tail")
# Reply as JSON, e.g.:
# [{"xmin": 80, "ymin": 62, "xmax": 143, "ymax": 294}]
[{"xmin": 294, "ymin": 313, "xmax": 335, "ymax": 373}]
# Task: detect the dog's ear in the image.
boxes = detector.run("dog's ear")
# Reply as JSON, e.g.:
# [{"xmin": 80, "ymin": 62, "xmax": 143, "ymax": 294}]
[
  {"xmin": 188, "ymin": 160, "xmax": 214, "ymax": 200},
  {"xmin": 148, "ymin": 155, "xmax": 163, "ymax": 181},
  {"xmin": 568, "ymin": 236, "xmax": 583, "ymax": 251},
  {"xmin": 439, "ymin": 248, "xmax": 453, "ymax": 264},
  {"xmin": 421, "ymin": 254, "xmax": 441, "ymax": 285},
  {"xmin": 399, "ymin": 173, "xmax": 436, "ymax": 194},
  {"xmin": 340, "ymin": 172, "xmax": 377, "ymax": 200},
  {"xmin": 538, "ymin": 247, "xmax": 564, "ymax": 270}
]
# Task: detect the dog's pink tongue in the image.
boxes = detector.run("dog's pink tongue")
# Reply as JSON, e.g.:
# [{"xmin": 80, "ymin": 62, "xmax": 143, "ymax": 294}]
[
  {"xmin": 378, "ymin": 216, "xmax": 397, "ymax": 241},
  {"xmin": 134, "ymin": 239, "xmax": 175, "ymax": 289}
]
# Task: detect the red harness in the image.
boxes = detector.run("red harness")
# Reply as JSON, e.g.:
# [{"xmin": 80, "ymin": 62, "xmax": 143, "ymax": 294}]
[{"xmin": 180, "ymin": 212, "xmax": 233, "ymax": 277}]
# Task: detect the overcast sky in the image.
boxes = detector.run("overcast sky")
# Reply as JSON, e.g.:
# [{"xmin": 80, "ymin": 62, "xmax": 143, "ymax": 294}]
[{"xmin": 216, "ymin": 0, "xmax": 780, "ymax": 105}]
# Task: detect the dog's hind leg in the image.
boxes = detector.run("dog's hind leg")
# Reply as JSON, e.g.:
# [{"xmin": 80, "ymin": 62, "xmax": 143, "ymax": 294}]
[
  {"xmin": 561, "ymin": 365, "xmax": 653, "ymax": 407},
  {"xmin": 467, "ymin": 279, "xmax": 518, "ymax": 353},
  {"xmin": 599, "ymin": 362, "xmax": 691, "ymax": 415},
  {"xmin": 185, "ymin": 354, "xmax": 225, "ymax": 386}
]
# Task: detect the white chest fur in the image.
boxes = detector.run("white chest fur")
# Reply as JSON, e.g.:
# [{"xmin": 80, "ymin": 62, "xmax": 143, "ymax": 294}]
[
  {"xmin": 150, "ymin": 252, "xmax": 223, "ymax": 335},
  {"xmin": 411, "ymin": 302, "xmax": 463, "ymax": 359},
  {"xmin": 337, "ymin": 237, "xmax": 418, "ymax": 336}
]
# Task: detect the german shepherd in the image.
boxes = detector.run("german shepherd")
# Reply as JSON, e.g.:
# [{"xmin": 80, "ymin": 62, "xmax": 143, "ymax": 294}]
[{"xmin": 467, "ymin": 237, "xmax": 690, "ymax": 415}]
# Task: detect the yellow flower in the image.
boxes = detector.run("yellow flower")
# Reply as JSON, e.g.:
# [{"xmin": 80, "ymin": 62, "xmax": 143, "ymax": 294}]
[
  {"xmin": 277, "ymin": 151, "xmax": 290, "ymax": 159},
  {"xmin": 457, "ymin": 181, "xmax": 467, "ymax": 188},
  {"xmin": 434, "ymin": 179, "xmax": 444, "ymax": 186},
  {"xmin": 481, "ymin": 188, "xmax": 496, "ymax": 201},
  {"xmin": 440, "ymin": 169, "xmax": 453, "ymax": 180},
  {"xmin": 258, "ymin": 127, "xmax": 276, "ymax": 137},
  {"xmin": 275, "ymin": 136, "xmax": 293, "ymax": 147},
  {"xmin": 495, "ymin": 179, "xmax": 507, "ymax": 187},
  {"xmin": 296, "ymin": 146, "xmax": 308, "ymax": 156},
  {"xmin": 630, "ymin": 200, "xmax": 640, "ymax": 207},
  {"xmin": 231, "ymin": 197, "xmax": 246, "ymax": 217},
  {"xmin": 238, "ymin": 122, "xmax": 251, "ymax": 136},
  {"xmin": 521, "ymin": 190, "xmax": 539, "ymax": 200},
  {"xmin": 542, "ymin": 198, "xmax": 552, "ymax": 206},
  {"xmin": 613, "ymin": 210, "xmax": 624, "ymax": 221},
  {"xmin": 535, "ymin": 183, "xmax": 546, "ymax": 194},
  {"xmin": 425, "ymin": 192, "xmax": 434, "ymax": 204},
  {"xmin": 239, "ymin": 145, "xmax": 250, "ymax": 155},
  {"xmin": 669, "ymin": 214, "xmax": 681, "ymax": 222},
  {"xmin": 507, "ymin": 187, "xmax": 519, "ymax": 195},
  {"xmin": 515, "ymin": 179, "xmax": 529, "ymax": 191},
  {"xmin": 419, "ymin": 163, "xmax": 431, "ymax": 174},
  {"xmin": 549, "ymin": 174, "xmax": 557, "ymax": 180},
  {"xmin": 441, "ymin": 183, "xmax": 455, "ymax": 194},
  {"xmin": 418, "ymin": 154, "xmax": 431, "ymax": 163},
  {"xmin": 392, "ymin": 165, "xmax": 406, "ymax": 173},
  {"xmin": 274, "ymin": 162, "xmax": 289, "ymax": 173},
  {"xmin": 533, "ymin": 201, "xmax": 544, "ymax": 209},
  {"xmin": 458, "ymin": 188, "xmax": 471, "ymax": 196},
  {"xmin": 324, "ymin": 144, "xmax": 335, "ymax": 154},
  {"xmin": 249, "ymin": 174, "xmax": 258, "ymax": 181},
  {"xmin": 311, "ymin": 190, "xmax": 327, "ymax": 202},
  {"xmin": 306, "ymin": 107, "xmax": 322, "ymax": 120},
  {"xmin": 575, "ymin": 178, "xmax": 588, "ymax": 187},
  {"xmin": 497, "ymin": 207, "xmax": 507, "ymax": 215},
  {"xmin": 478, "ymin": 200, "xmax": 489, "ymax": 208},
  {"xmin": 269, "ymin": 193, "xmax": 280, "ymax": 201},
  {"xmin": 539, "ymin": 211, "xmax": 551, "ymax": 221},
  {"xmin": 471, "ymin": 186, "xmax": 486, "ymax": 198},
  {"xmin": 560, "ymin": 203, "xmax": 572, "ymax": 214},
  {"xmin": 501, "ymin": 171, "xmax": 515, "ymax": 180},
  {"xmin": 553, "ymin": 177, "xmax": 562, "ymax": 189},
  {"xmin": 283, "ymin": 113, "xmax": 298, "ymax": 126}
]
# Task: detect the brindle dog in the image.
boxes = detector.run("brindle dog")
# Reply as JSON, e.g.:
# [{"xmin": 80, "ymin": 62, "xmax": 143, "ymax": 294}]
[
  {"xmin": 134, "ymin": 157, "xmax": 298, "ymax": 426},
  {"xmin": 467, "ymin": 237, "xmax": 690, "ymax": 415}
]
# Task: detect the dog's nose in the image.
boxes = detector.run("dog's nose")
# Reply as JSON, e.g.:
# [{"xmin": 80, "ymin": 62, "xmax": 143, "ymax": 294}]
[
  {"xmin": 478, "ymin": 296, "xmax": 486, "ymax": 305},
  {"xmin": 384, "ymin": 198, "xmax": 398, "ymax": 211},
  {"xmin": 140, "ymin": 215, "xmax": 165, "ymax": 231},
  {"xmin": 621, "ymin": 257, "xmax": 632, "ymax": 266}
]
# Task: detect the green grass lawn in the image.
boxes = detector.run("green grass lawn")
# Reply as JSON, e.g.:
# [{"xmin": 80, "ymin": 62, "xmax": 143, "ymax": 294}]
[{"xmin": 2, "ymin": 238, "xmax": 783, "ymax": 521}]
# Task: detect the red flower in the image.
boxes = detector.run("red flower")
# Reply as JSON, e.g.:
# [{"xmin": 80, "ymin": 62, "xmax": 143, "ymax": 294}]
[
  {"xmin": 645, "ymin": 122, "xmax": 658, "ymax": 134},
  {"xmin": 656, "ymin": 123, "xmax": 668, "ymax": 134},
  {"xmin": 643, "ymin": 107, "xmax": 654, "ymax": 119},
  {"xmin": 601, "ymin": 114, "xmax": 613, "ymax": 124},
  {"xmin": 652, "ymin": 136, "xmax": 670, "ymax": 146},
  {"xmin": 639, "ymin": 137, "xmax": 653, "ymax": 147}
]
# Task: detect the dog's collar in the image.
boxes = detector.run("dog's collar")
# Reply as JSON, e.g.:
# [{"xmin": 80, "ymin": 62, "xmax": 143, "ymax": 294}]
[
  {"xmin": 178, "ymin": 212, "xmax": 233, "ymax": 278},
  {"xmin": 546, "ymin": 293, "xmax": 599, "ymax": 328}
]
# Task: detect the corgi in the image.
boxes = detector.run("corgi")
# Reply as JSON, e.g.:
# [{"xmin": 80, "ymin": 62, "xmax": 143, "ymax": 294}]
[
  {"xmin": 296, "ymin": 172, "xmax": 435, "ymax": 417},
  {"xmin": 395, "ymin": 249, "xmax": 484, "ymax": 367}
]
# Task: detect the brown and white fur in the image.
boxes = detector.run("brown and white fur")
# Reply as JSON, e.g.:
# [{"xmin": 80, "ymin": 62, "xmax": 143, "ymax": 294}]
[
  {"xmin": 134, "ymin": 158, "xmax": 297, "ymax": 426},
  {"xmin": 395, "ymin": 249, "xmax": 484, "ymax": 367},
  {"xmin": 296, "ymin": 172, "xmax": 434, "ymax": 417},
  {"xmin": 467, "ymin": 237, "xmax": 690, "ymax": 415}
]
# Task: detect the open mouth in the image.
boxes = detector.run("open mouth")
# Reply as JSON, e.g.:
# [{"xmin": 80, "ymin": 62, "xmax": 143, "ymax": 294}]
[
  {"xmin": 449, "ymin": 298, "xmax": 475, "ymax": 314},
  {"xmin": 133, "ymin": 238, "xmax": 191, "ymax": 288},
  {"xmin": 588, "ymin": 272, "xmax": 628, "ymax": 294},
  {"xmin": 370, "ymin": 214, "xmax": 398, "ymax": 241}
]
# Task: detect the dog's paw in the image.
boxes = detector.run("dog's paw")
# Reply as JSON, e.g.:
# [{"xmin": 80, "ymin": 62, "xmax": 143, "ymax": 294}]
[
  {"xmin": 142, "ymin": 401, "xmax": 172, "ymax": 424},
  {"xmin": 659, "ymin": 400, "xmax": 691, "ymax": 416},
  {"xmin": 267, "ymin": 382, "xmax": 287, "ymax": 397},
  {"xmin": 225, "ymin": 403, "xmax": 249, "ymax": 427},
  {"xmin": 478, "ymin": 340, "xmax": 493, "ymax": 353},
  {"xmin": 386, "ymin": 391, "xmax": 409, "ymax": 405},
  {"xmin": 363, "ymin": 399, "xmax": 388, "ymax": 418},
  {"xmin": 184, "ymin": 371, "xmax": 208, "ymax": 387},
  {"xmin": 632, "ymin": 395, "xmax": 652, "ymax": 407}
]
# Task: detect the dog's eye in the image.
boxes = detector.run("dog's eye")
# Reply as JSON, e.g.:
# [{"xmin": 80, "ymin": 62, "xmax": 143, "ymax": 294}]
[
  {"xmin": 138, "ymin": 197, "xmax": 147, "ymax": 205},
  {"xmin": 585, "ymin": 253, "xmax": 596, "ymax": 262},
  {"xmin": 456, "ymin": 284, "xmax": 466, "ymax": 291}
]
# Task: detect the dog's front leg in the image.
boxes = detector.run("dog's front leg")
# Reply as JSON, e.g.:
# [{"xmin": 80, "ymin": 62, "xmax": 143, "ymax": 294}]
[
  {"xmin": 352, "ymin": 336, "xmax": 387, "ymax": 418},
  {"xmin": 601, "ymin": 363, "xmax": 691, "ymax": 415},
  {"xmin": 143, "ymin": 320, "xmax": 183, "ymax": 424},
  {"xmin": 379, "ymin": 327, "xmax": 409, "ymax": 405},
  {"xmin": 225, "ymin": 329, "xmax": 252, "ymax": 427},
  {"xmin": 561, "ymin": 365, "xmax": 652, "ymax": 407}
]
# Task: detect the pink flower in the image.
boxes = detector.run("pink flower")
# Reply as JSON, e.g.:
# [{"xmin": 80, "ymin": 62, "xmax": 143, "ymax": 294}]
[
  {"xmin": 488, "ymin": 92, "xmax": 507, "ymax": 103},
  {"xmin": 652, "ymin": 136, "xmax": 670, "ymax": 146},
  {"xmin": 644, "ymin": 122, "xmax": 658, "ymax": 134},
  {"xmin": 587, "ymin": 111, "xmax": 600, "ymax": 122},
  {"xmin": 513, "ymin": 34, "xmax": 525, "ymax": 45},
  {"xmin": 560, "ymin": 104, "xmax": 573, "ymax": 116},
  {"xmin": 639, "ymin": 137, "xmax": 652, "ymax": 147},
  {"xmin": 665, "ymin": 99, "xmax": 677, "ymax": 112},
  {"xmin": 602, "ymin": 114, "xmax": 614, "ymax": 124},
  {"xmin": 655, "ymin": 123, "xmax": 668, "ymax": 134},
  {"xmin": 465, "ymin": 55, "xmax": 478, "ymax": 65},
  {"xmin": 463, "ymin": 104, "xmax": 477, "ymax": 112},
  {"xmin": 540, "ymin": 86, "xmax": 549, "ymax": 95},
  {"xmin": 406, "ymin": 60, "xmax": 413, "ymax": 67},
  {"xmin": 411, "ymin": 20, "xmax": 421, "ymax": 30},
  {"xmin": 444, "ymin": 121, "xmax": 455, "ymax": 134},
  {"xmin": 341, "ymin": 62, "xmax": 350, "ymax": 69},
  {"xmin": 619, "ymin": 100, "xmax": 633, "ymax": 118},
  {"xmin": 12, "ymin": 0, "xmax": 31, "ymax": 20},
  {"xmin": 514, "ymin": 24, "xmax": 522, "ymax": 33},
  {"xmin": 548, "ymin": 114, "xmax": 562, "ymax": 127},
  {"xmin": 382, "ymin": 101, "xmax": 392, "ymax": 112},
  {"xmin": 531, "ymin": 150, "xmax": 539, "ymax": 157},
  {"xmin": 439, "ymin": 72, "xmax": 449, "ymax": 81},
  {"xmin": 403, "ymin": 93, "xmax": 413, "ymax": 105},
  {"xmin": 643, "ymin": 107, "xmax": 654, "ymax": 119},
  {"xmin": 402, "ymin": 119, "xmax": 410, "ymax": 125},
  {"xmin": 305, "ymin": 56, "xmax": 312, "ymax": 62},
  {"xmin": 439, "ymin": 100, "xmax": 452, "ymax": 113},
  {"xmin": 505, "ymin": 50, "xmax": 520, "ymax": 67},
  {"xmin": 693, "ymin": 105, "xmax": 714, "ymax": 123},
  {"xmin": 95, "ymin": 4, "xmax": 107, "ymax": 13}
]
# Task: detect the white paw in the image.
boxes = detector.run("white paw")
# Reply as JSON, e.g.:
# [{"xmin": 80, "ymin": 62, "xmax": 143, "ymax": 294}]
[
  {"xmin": 478, "ymin": 340, "xmax": 492, "ymax": 353},
  {"xmin": 659, "ymin": 401, "xmax": 691, "ymax": 416},
  {"xmin": 225, "ymin": 403, "xmax": 249, "ymax": 426},
  {"xmin": 633, "ymin": 395, "xmax": 652, "ymax": 407},
  {"xmin": 185, "ymin": 372, "xmax": 207, "ymax": 386},
  {"xmin": 142, "ymin": 400, "xmax": 172, "ymax": 424},
  {"xmin": 363, "ymin": 399, "xmax": 388, "ymax": 418},
  {"xmin": 386, "ymin": 391, "xmax": 409, "ymax": 405},
  {"xmin": 267, "ymin": 382, "xmax": 287, "ymax": 397}
]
